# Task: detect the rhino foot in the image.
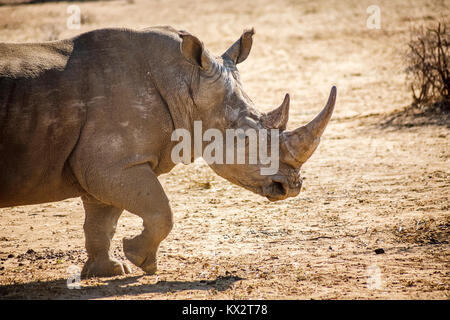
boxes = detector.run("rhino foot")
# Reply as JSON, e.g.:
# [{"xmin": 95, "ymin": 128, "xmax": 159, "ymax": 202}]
[
  {"xmin": 81, "ymin": 258, "xmax": 131, "ymax": 278},
  {"xmin": 123, "ymin": 237, "xmax": 158, "ymax": 275}
]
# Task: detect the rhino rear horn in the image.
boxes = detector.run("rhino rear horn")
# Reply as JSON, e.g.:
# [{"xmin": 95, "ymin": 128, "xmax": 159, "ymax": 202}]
[
  {"xmin": 282, "ymin": 86, "xmax": 337, "ymax": 166},
  {"xmin": 222, "ymin": 28, "xmax": 255, "ymax": 64},
  {"xmin": 261, "ymin": 93, "xmax": 290, "ymax": 130}
]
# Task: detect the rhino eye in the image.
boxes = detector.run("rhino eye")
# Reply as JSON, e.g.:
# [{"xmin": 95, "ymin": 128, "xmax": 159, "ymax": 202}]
[
  {"xmin": 245, "ymin": 117, "xmax": 258, "ymax": 127},
  {"xmin": 238, "ymin": 116, "xmax": 258, "ymax": 129}
]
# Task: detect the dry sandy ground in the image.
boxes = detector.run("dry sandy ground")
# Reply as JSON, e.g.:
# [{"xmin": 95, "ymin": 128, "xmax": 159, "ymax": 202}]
[{"xmin": 0, "ymin": 0, "xmax": 449, "ymax": 299}]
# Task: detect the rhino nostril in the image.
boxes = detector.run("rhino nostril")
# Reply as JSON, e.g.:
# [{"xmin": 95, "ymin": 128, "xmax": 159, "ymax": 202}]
[{"xmin": 272, "ymin": 181, "xmax": 288, "ymax": 196}]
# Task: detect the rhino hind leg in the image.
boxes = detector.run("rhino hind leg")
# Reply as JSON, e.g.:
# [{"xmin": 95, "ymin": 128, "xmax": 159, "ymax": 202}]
[{"xmin": 81, "ymin": 194, "xmax": 131, "ymax": 278}]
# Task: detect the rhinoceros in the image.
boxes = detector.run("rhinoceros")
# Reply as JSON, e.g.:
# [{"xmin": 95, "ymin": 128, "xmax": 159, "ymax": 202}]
[{"xmin": 0, "ymin": 26, "xmax": 336, "ymax": 277}]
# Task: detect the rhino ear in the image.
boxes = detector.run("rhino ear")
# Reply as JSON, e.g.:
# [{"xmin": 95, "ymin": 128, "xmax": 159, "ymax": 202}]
[
  {"xmin": 179, "ymin": 31, "xmax": 213, "ymax": 70},
  {"xmin": 222, "ymin": 28, "xmax": 255, "ymax": 64}
]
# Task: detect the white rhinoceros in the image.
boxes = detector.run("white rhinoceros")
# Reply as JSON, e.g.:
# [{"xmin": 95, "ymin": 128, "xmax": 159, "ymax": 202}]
[{"xmin": 0, "ymin": 27, "xmax": 336, "ymax": 277}]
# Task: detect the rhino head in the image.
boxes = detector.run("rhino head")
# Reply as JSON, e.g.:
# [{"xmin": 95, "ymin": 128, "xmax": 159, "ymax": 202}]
[{"xmin": 176, "ymin": 28, "xmax": 336, "ymax": 201}]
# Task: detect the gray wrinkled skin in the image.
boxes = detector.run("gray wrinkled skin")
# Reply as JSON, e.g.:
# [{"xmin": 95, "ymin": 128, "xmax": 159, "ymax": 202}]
[{"xmin": 0, "ymin": 27, "xmax": 336, "ymax": 277}]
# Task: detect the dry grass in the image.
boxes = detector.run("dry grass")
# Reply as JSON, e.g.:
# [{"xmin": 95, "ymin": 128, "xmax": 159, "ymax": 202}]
[{"xmin": 405, "ymin": 21, "xmax": 449, "ymax": 110}]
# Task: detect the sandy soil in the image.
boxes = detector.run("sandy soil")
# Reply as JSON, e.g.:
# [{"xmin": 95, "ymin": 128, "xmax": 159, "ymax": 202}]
[{"xmin": 0, "ymin": 0, "xmax": 449, "ymax": 299}]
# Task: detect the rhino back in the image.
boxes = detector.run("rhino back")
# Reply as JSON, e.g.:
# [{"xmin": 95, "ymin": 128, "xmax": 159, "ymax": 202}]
[
  {"xmin": 0, "ymin": 39, "xmax": 86, "ymax": 206},
  {"xmin": 0, "ymin": 29, "xmax": 169, "ymax": 207}
]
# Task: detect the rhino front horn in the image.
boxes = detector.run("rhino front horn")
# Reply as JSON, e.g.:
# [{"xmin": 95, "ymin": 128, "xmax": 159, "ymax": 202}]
[{"xmin": 281, "ymin": 86, "xmax": 337, "ymax": 167}]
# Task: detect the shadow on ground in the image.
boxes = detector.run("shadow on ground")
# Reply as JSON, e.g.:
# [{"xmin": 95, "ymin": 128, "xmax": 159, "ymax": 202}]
[
  {"xmin": 377, "ymin": 105, "xmax": 450, "ymax": 130},
  {"xmin": 0, "ymin": 274, "xmax": 244, "ymax": 299}
]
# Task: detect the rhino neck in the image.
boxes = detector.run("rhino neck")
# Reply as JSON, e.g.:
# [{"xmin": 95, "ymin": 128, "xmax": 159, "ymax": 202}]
[
  {"xmin": 147, "ymin": 66, "xmax": 196, "ymax": 136},
  {"xmin": 139, "ymin": 27, "xmax": 229, "ymax": 162},
  {"xmin": 136, "ymin": 29, "xmax": 197, "ymax": 163}
]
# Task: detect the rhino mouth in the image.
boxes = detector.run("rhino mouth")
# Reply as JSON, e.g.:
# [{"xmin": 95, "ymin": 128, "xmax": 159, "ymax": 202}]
[{"xmin": 233, "ymin": 176, "xmax": 292, "ymax": 202}]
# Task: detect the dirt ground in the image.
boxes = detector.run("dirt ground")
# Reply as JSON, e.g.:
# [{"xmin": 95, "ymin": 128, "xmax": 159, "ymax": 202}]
[{"xmin": 0, "ymin": 0, "xmax": 449, "ymax": 300}]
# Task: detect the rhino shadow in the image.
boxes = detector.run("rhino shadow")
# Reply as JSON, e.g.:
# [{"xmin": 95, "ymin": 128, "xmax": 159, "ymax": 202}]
[{"xmin": 0, "ymin": 274, "xmax": 244, "ymax": 299}]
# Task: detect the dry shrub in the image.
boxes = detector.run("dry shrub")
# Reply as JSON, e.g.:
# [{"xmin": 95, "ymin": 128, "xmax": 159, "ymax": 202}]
[{"xmin": 405, "ymin": 21, "xmax": 449, "ymax": 112}]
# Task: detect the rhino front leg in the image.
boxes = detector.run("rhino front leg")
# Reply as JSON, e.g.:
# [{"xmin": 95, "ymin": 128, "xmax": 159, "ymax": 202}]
[
  {"xmin": 78, "ymin": 163, "xmax": 173, "ymax": 275},
  {"xmin": 119, "ymin": 166, "xmax": 174, "ymax": 275},
  {"xmin": 81, "ymin": 195, "xmax": 131, "ymax": 278},
  {"xmin": 122, "ymin": 204, "xmax": 173, "ymax": 275}
]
